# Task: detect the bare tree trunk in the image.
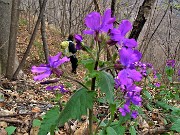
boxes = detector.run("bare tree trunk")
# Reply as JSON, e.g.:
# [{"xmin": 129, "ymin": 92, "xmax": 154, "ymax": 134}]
[
  {"xmin": 111, "ymin": 0, "xmax": 116, "ymax": 17},
  {"xmin": 93, "ymin": 0, "xmax": 100, "ymax": 12},
  {"xmin": 129, "ymin": 0, "xmax": 156, "ymax": 40},
  {"xmin": 6, "ymin": 0, "xmax": 20, "ymax": 79},
  {"xmin": 69, "ymin": 0, "xmax": 72, "ymax": 34},
  {"xmin": 0, "ymin": 0, "xmax": 12, "ymax": 75},
  {"xmin": 39, "ymin": 0, "xmax": 49, "ymax": 64},
  {"xmin": 12, "ymin": 0, "xmax": 48, "ymax": 80}
]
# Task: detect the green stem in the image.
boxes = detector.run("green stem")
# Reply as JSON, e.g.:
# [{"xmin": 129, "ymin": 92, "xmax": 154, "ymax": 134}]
[
  {"xmin": 62, "ymin": 75, "xmax": 89, "ymax": 90},
  {"xmin": 89, "ymin": 39, "xmax": 100, "ymax": 135}
]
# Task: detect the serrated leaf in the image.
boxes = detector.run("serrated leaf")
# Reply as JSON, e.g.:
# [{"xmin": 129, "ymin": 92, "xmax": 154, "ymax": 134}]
[
  {"xmin": 97, "ymin": 71, "xmax": 114, "ymax": 103},
  {"xmin": 106, "ymin": 127, "xmax": 117, "ymax": 135},
  {"xmin": 129, "ymin": 126, "xmax": 137, "ymax": 135},
  {"xmin": 38, "ymin": 107, "xmax": 60, "ymax": 135},
  {"xmin": 170, "ymin": 119, "xmax": 180, "ymax": 132},
  {"xmin": 58, "ymin": 88, "xmax": 94, "ymax": 126},
  {"xmin": 33, "ymin": 119, "xmax": 41, "ymax": 127},
  {"xmin": 5, "ymin": 126, "xmax": 16, "ymax": 135}
]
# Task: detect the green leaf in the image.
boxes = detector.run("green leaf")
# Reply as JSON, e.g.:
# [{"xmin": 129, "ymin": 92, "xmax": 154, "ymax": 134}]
[
  {"xmin": 165, "ymin": 67, "xmax": 174, "ymax": 77},
  {"xmin": 156, "ymin": 101, "xmax": 171, "ymax": 110},
  {"xmin": 129, "ymin": 126, "xmax": 137, "ymax": 135},
  {"xmin": 170, "ymin": 119, "xmax": 180, "ymax": 132},
  {"xmin": 106, "ymin": 127, "xmax": 117, "ymax": 135},
  {"xmin": 81, "ymin": 59, "xmax": 95, "ymax": 72},
  {"xmin": 58, "ymin": 88, "xmax": 94, "ymax": 126},
  {"xmin": 110, "ymin": 104, "xmax": 116, "ymax": 118},
  {"xmin": 111, "ymin": 124, "xmax": 126, "ymax": 135},
  {"xmin": 38, "ymin": 107, "xmax": 60, "ymax": 135},
  {"xmin": 143, "ymin": 90, "xmax": 152, "ymax": 99},
  {"xmin": 5, "ymin": 126, "xmax": 16, "ymax": 135},
  {"xmin": 33, "ymin": 119, "xmax": 41, "ymax": 127},
  {"xmin": 97, "ymin": 71, "xmax": 114, "ymax": 103},
  {"xmin": 118, "ymin": 126, "xmax": 126, "ymax": 135},
  {"xmin": 119, "ymin": 114, "xmax": 130, "ymax": 125}
]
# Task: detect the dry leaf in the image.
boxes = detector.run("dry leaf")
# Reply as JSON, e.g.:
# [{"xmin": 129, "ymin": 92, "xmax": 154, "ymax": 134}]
[{"xmin": 31, "ymin": 107, "xmax": 41, "ymax": 113}]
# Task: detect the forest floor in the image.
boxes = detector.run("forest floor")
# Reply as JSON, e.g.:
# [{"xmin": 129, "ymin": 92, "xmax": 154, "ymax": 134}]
[{"xmin": 0, "ymin": 16, "xmax": 180, "ymax": 135}]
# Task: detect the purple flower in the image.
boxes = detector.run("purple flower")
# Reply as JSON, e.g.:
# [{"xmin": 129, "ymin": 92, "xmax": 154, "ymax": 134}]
[
  {"xmin": 126, "ymin": 85, "xmax": 142, "ymax": 93},
  {"xmin": 75, "ymin": 34, "xmax": 83, "ymax": 50},
  {"xmin": 126, "ymin": 92, "xmax": 142, "ymax": 106},
  {"xmin": 119, "ymin": 104, "xmax": 130, "ymax": 116},
  {"xmin": 166, "ymin": 59, "xmax": 175, "ymax": 68},
  {"xmin": 178, "ymin": 70, "xmax": 180, "ymax": 76},
  {"xmin": 83, "ymin": 9, "xmax": 115, "ymax": 35},
  {"xmin": 146, "ymin": 63, "xmax": 153, "ymax": 68},
  {"xmin": 131, "ymin": 110, "xmax": 138, "ymax": 119},
  {"xmin": 154, "ymin": 82, "xmax": 161, "ymax": 87},
  {"xmin": 119, "ymin": 48, "xmax": 142, "ymax": 68},
  {"xmin": 110, "ymin": 20, "xmax": 137, "ymax": 48},
  {"xmin": 31, "ymin": 53, "xmax": 70, "ymax": 81},
  {"xmin": 46, "ymin": 85, "xmax": 68, "ymax": 94},
  {"xmin": 118, "ymin": 69, "xmax": 142, "ymax": 86}
]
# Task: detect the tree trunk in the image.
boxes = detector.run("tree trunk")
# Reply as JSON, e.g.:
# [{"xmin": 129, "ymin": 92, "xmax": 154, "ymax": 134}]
[
  {"xmin": 12, "ymin": 0, "xmax": 48, "ymax": 80},
  {"xmin": 69, "ymin": 0, "xmax": 72, "ymax": 34},
  {"xmin": 129, "ymin": 0, "xmax": 156, "ymax": 41},
  {"xmin": 39, "ymin": 0, "xmax": 49, "ymax": 64},
  {"xmin": 93, "ymin": 0, "xmax": 100, "ymax": 12},
  {"xmin": 0, "ymin": 0, "xmax": 12, "ymax": 75},
  {"xmin": 6, "ymin": 0, "xmax": 20, "ymax": 79},
  {"xmin": 111, "ymin": 0, "xmax": 116, "ymax": 17}
]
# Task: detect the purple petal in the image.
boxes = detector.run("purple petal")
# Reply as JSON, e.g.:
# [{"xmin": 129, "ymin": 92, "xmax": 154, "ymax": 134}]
[
  {"xmin": 118, "ymin": 69, "xmax": 133, "ymax": 86},
  {"xmin": 110, "ymin": 28, "xmax": 124, "ymax": 42},
  {"xmin": 46, "ymin": 86, "xmax": 55, "ymax": 91},
  {"xmin": 131, "ymin": 95, "xmax": 142, "ymax": 106},
  {"xmin": 118, "ymin": 20, "xmax": 132, "ymax": 36},
  {"xmin": 119, "ymin": 108, "xmax": 126, "ymax": 116},
  {"xmin": 33, "ymin": 70, "xmax": 52, "ymax": 81},
  {"xmin": 127, "ymin": 69, "xmax": 142, "ymax": 82},
  {"xmin": 123, "ymin": 38, "xmax": 138, "ymax": 48},
  {"xmin": 53, "ymin": 56, "xmax": 70, "ymax": 68},
  {"xmin": 120, "ymin": 48, "xmax": 142, "ymax": 67},
  {"xmin": 31, "ymin": 66, "xmax": 49, "ymax": 73},
  {"xmin": 83, "ymin": 30, "xmax": 94, "ymax": 35},
  {"xmin": 59, "ymin": 85, "xmax": 68, "ymax": 93},
  {"xmin": 76, "ymin": 43, "xmax": 81, "ymax": 50},
  {"xmin": 101, "ymin": 9, "xmax": 114, "ymax": 32},
  {"xmin": 75, "ymin": 34, "xmax": 83, "ymax": 42},
  {"xmin": 131, "ymin": 110, "xmax": 138, "ymax": 119},
  {"xmin": 49, "ymin": 53, "xmax": 62, "ymax": 67},
  {"xmin": 154, "ymin": 82, "xmax": 161, "ymax": 87},
  {"xmin": 85, "ymin": 12, "xmax": 101, "ymax": 30},
  {"xmin": 124, "ymin": 104, "xmax": 130, "ymax": 113}
]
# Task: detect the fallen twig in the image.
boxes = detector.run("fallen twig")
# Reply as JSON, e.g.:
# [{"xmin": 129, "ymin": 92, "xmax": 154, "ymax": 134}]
[
  {"xmin": 142, "ymin": 124, "xmax": 172, "ymax": 135},
  {"xmin": 0, "ymin": 118, "xmax": 24, "ymax": 124},
  {"xmin": 0, "ymin": 112, "xmax": 34, "ymax": 118}
]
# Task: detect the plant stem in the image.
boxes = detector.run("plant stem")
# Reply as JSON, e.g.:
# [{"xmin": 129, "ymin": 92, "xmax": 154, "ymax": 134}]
[
  {"xmin": 89, "ymin": 39, "xmax": 100, "ymax": 135},
  {"xmin": 62, "ymin": 75, "xmax": 89, "ymax": 90}
]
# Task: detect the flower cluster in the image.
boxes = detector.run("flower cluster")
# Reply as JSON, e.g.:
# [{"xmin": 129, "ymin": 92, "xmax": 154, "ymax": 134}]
[
  {"xmin": 31, "ymin": 52, "xmax": 69, "ymax": 94},
  {"xmin": 83, "ymin": 9, "xmax": 145, "ymax": 118},
  {"xmin": 111, "ymin": 20, "xmax": 143, "ymax": 118}
]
